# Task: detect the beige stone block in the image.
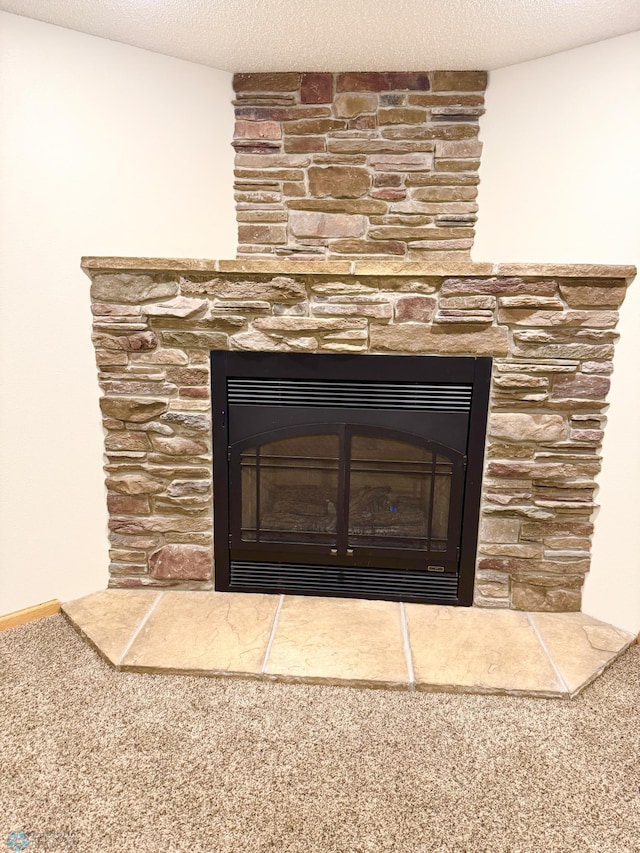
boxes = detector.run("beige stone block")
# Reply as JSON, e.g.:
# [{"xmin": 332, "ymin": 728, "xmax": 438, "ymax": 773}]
[
  {"xmin": 121, "ymin": 591, "xmax": 278, "ymax": 673},
  {"xmin": 412, "ymin": 186, "xmax": 478, "ymax": 202},
  {"xmin": 351, "ymin": 260, "xmax": 493, "ymax": 276},
  {"xmin": 330, "ymin": 239, "xmax": 406, "ymax": 256},
  {"xmin": 230, "ymin": 329, "xmax": 287, "ymax": 351},
  {"xmin": 368, "ymin": 152, "xmax": 434, "ymax": 170},
  {"xmin": 310, "ymin": 301, "xmax": 392, "ymax": 319},
  {"xmin": 105, "ymin": 473, "xmax": 165, "ymax": 495},
  {"xmin": 480, "ymin": 516, "xmax": 520, "ymax": 543},
  {"xmin": 308, "ymin": 165, "xmax": 370, "ymax": 198},
  {"xmin": 488, "ymin": 413, "xmax": 568, "ymax": 443},
  {"xmin": 405, "ymin": 605, "xmax": 563, "ymax": 694},
  {"xmin": 378, "ymin": 108, "xmax": 427, "ymax": 125},
  {"xmin": 133, "ymin": 348, "xmax": 189, "ymax": 365},
  {"xmin": 100, "ymin": 398, "xmax": 168, "ymax": 423},
  {"xmin": 150, "ymin": 436, "xmax": 209, "ymax": 456},
  {"xmin": 290, "ymin": 211, "xmax": 366, "ymax": 239},
  {"xmin": 529, "ymin": 612, "xmax": 635, "ymax": 694},
  {"xmin": 285, "ymin": 118, "xmax": 346, "ymax": 135},
  {"xmin": 478, "ymin": 543, "xmax": 543, "ymax": 558},
  {"xmin": 288, "ymin": 199, "xmax": 387, "ymax": 217},
  {"xmin": 334, "ymin": 93, "xmax": 378, "ymax": 118},
  {"xmin": 370, "ymin": 324, "xmax": 509, "ymax": 356},
  {"xmin": 435, "ymin": 140, "xmax": 483, "ymax": 159},
  {"xmin": 510, "ymin": 575, "xmax": 582, "ymax": 612},
  {"xmin": 559, "ymin": 284, "xmax": 628, "ymax": 308},
  {"xmin": 234, "ymin": 153, "xmax": 312, "ymax": 169},
  {"xmin": 265, "ymin": 596, "xmax": 408, "ymax": 687},
  {"xmin": 430, "ymin": 71, "xmax": 488, "ymax": 92},
  {"xmin": 182, "ymin": 275, "xmax": 307, "ymax": 301},
  {"xmin": 216, "ymin": 259, "xmax": 351, "ymax": 275},
  {"xmin": 254, "ymin": 316, "xmax": 367, "ymax": 333},
  {"xmin": 497, "ymin": 308, "xmax": 618, "ymax": 327},
  {"xmin": 494, "ymin": 263, "xmax": 635, "ymax": 279},
  {"xmin": 498, "ymin": 295, "xmax": 565, "ymax": 309},
  {"xmin": 90, "ymin": 274, "xmax": 179, "ymax": 304},
  {"xmin": 63, "ymin": 590, "xmax": 159, "ymax": 666}
]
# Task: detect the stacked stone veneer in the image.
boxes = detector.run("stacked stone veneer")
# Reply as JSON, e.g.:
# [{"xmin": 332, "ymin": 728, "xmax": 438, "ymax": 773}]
[
  {"xmin": 233, "ymin": 72, "xmax": 486, "ymax": 260},
  {"xmin": 84, "ymin": 257, "xmax": 635, "ymax": 612}
]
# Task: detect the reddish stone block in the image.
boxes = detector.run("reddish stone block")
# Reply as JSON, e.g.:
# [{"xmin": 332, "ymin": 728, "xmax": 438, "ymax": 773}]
[
  {"xmin": 370, "ymin": 189, "xmax": 406, "ymax": 200},
  {"xmin": 234, "ymin": 120, "xmax": 281, "ymax": 140},
  {"xmin": 551, "ymin": 374, "xmax": 611, "ymax": 400},
  {"xmin": 107, "ymin": 494, "xmax": 150, "ymax": 515},
  {"xmin": 336, "ymin": 72, "xmax": 430, "ymax": 92},
  {"xmin": 233, "ymin": 73, "xmax": 301, "ymax": 92},
  {"xmin": 395, "ymin": 296, "xmax": 437, "ymax": 322},
  {"xmin": 373, "ymin": 173, "xmax": 403, "ymax": 187},
  {"xmin": 349, "ymin": 115, "xmax": 377, "ymax": 130},
  {"xmin": 301, "ymin": 73, "xmax": 333, "ymax": 103},
  {"xmin": 284, "ymin": 136, "xmax": 326, "ymax": 153},
  {"xmin": 180, "ymin": 387, "xmax": 209, "ymax": 398},
  {"xmin": 116, "ymin": 331, "xmax": 158, "ymax": 352},
  {"xmin": 149, "ymin": 544, "xmax": 211, "ymax": 580}
]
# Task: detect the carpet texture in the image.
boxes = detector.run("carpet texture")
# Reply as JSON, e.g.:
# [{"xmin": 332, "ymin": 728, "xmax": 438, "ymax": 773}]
[{"xmin": 0, "ymin": 615, "xmax": 638, "ymax": 853}]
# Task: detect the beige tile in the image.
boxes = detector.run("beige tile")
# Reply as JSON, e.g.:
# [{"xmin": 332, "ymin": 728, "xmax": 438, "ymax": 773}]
[
  {"xmin": 120, "ymin": 591, "xmax": 278, "ymax": 674},
  {"xmin": 265, "ymin": 595, "xmax": 408, "ymax": 687},
  {"xmin": 62, "ymin": 589, "xmax": 158, "ymax": 666},
  {"xmin": 405, "ymin": 604, "xmax": 564, "ymax": 695},
  {"xmin": 529, "ymin": 612, "xmax": 636, "ymax": 695}
]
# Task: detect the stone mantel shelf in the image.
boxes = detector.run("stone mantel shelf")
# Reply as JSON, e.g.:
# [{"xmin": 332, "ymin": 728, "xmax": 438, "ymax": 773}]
[{"xmin": 81, "ymin": 256, "xmax": 637, "ymax": 282}]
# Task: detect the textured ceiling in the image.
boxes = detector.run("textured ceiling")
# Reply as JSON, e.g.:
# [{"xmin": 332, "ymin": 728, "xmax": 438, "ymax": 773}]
[{"xmin": 1, "ymin": 0, "xmax": 639, "ymax": 71}]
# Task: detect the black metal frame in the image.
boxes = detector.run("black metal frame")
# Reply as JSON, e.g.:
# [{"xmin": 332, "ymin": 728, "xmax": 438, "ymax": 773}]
[{"xmin": 211, "ymin": 352, "xmax": 492, "ymax": 606}]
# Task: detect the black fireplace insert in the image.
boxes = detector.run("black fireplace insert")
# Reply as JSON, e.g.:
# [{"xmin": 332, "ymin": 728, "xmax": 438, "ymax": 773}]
[{"xmin": 211, "ymin": 352, "xmax": 491, "ymax": 606}]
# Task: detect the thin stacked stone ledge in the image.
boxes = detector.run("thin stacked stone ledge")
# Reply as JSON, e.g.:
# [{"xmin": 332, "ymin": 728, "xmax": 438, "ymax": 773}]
[{"xmin": 85, "ymin": 261, "xmax": 635, "ymax": 611}]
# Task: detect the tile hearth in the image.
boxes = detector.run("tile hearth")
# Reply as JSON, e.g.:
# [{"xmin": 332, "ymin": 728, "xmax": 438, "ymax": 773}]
[{"xmin": 62, "ymin": 590, "xmax": 635, "ymax": 698}]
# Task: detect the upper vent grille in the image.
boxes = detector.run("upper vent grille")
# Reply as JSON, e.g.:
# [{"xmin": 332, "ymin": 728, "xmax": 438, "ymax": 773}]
[{"xmin": 227, "ymin": 379, "xmax": 472, "ymax": 412}]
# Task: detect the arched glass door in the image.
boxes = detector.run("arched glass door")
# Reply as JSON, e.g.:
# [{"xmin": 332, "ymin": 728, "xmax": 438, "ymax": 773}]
[{"xmin": 229, "ymin": 424, "xmax": 464, "ymax": 571}]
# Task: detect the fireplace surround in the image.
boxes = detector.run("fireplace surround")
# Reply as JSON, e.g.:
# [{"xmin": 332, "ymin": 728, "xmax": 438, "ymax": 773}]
[{"xmin": 83, "ymin": 256, "xmax": 636, "ymax": 614}]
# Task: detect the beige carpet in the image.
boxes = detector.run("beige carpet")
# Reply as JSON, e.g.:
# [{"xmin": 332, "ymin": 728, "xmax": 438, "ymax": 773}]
[{"xmin": 0, "ymin": 615, "xmax": 638, "ymax": 853}]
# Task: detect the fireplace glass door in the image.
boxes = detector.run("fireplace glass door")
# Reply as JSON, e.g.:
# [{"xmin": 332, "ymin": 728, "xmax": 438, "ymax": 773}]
[{"xmin": 231, "ymin": 425, "xmax": 463, "ymax": 570}]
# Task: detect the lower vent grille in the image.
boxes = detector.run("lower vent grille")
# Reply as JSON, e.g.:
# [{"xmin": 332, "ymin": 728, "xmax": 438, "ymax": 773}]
[{"xmin": 229, "ymin": 561, "xmax": 459, "ymax": 603}]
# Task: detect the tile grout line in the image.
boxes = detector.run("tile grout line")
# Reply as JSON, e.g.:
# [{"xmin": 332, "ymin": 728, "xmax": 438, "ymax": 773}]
[
  {"xmin": 261, "ymin": 595, "xmax": 284, "ymax": 675},
  {"xmin": 117, "ymin": 592, "xmax": 164, "ymax": 668},
  {"xmin": 399, "ymin": 602, "xmax": 415, "ymax": 691},
  {"xmin": 526, "ymin": 612, "xmax": 569, "ymax": 694}
]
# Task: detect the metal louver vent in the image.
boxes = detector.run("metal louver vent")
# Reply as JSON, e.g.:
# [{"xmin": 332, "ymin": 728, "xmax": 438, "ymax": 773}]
[
  {"xmin": 227, "ymin": 379, "xmax": 472, "ymax": 412},
  {"xmin": 229, "ymin": 561, "xmax": 459, "ymax": 603}
]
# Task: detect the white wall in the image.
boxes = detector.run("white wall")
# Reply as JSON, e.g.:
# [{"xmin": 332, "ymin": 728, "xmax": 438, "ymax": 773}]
[
  {"xmin": 0, "ymin": 12, "xmax": 236, "ymax": 614},
  {"xmin": 475, "ymin": 31, "xmax": 640, "ymax": 634}
]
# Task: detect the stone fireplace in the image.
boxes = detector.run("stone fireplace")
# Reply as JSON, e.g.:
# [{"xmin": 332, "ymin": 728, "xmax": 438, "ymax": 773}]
[
  {"xmin": 84, "ymin": 256, "xmax": 635, "ymax": 613},
  {"xmin": 80, "ymin": 69, "xmax": 636, "ymax": 618}
]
